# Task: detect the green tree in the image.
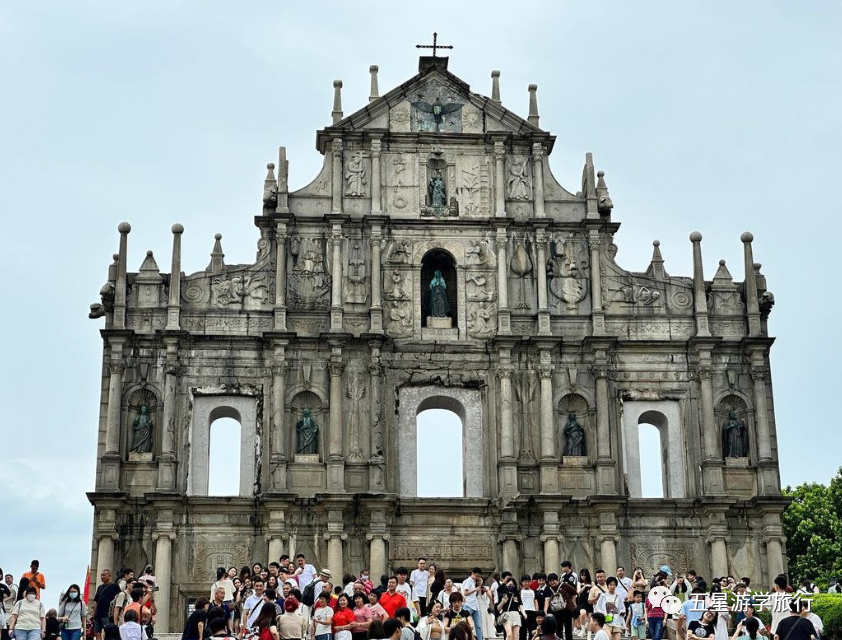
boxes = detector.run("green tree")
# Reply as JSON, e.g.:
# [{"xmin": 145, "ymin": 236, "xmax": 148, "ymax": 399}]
[{"xmin": 783, "ymin": 468, "xmax": 842, "ymax": 589}]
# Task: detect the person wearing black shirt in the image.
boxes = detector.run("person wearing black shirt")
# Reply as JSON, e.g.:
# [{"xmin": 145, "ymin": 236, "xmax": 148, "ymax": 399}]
[
  {"xmin": 688, "ymin": 610, "xmax": 717, "ymax": 640},
  {"xmin": 183, "ymin": 598, "xmax": 210, "ymax": 640},
  {"xmin": 774, "ymin": 602, "xmax": 816, "ymax": 640},
  {"xmin": 93, "ymin": 571, "xmax": 121, "ymax": 640}
]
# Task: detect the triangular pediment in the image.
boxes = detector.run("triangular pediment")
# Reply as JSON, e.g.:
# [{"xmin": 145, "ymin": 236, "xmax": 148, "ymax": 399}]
[{"xmin": 317, "ymin": 63, "xmax": 553, "ymax": 152}]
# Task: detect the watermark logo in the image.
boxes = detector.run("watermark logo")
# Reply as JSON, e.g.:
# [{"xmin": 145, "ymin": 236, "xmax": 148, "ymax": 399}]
[{"xmin": 648, "ymin": 585, "xmax": 682, "ymax": 615}]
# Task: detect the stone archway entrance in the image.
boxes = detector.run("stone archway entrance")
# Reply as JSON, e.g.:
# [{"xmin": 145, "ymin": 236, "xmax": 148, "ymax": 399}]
[{"xmin": 397, "ymin": 386, "xmax": 484, "ymax": 497}]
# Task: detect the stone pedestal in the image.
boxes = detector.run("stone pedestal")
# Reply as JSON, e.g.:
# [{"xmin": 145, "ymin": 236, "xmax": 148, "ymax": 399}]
[{"xmin": 427, "ymin": 316, "xmax": 452, "ymax": 329}]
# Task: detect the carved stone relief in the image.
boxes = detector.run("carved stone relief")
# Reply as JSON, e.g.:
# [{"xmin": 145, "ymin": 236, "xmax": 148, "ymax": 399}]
[
  {"xmin": 466, "ymin": 301, "xmax": 496, "ymax": 338},
  {"xmin": 345, "ymin": 241, "xmax": 367, "ymax": 304},
  {"xmin": 410, "ymin": 80, "xmax": 464, "ymax": 133},
  {"xmin": 513, "ymin": 368, "xmax": 538, "ymax": 461},
  {"xmin": 466, "ymin": 274, "xmax": 495, "ymax": 301},
  {"xmin": 288, "ymin": 235, "xmax": 332, "ymax": 311},
  {"xmin": 507, "ymin": 156, "xmax": 532, "ymax": 200},
  {"xmin": 510, "ymin": 233, "xmax": 534, "ymax": 310},
  {"xmin": 345, "ymin": 152, "xmax": 368, "ymax": 197},
  {"xmin": 386, "ymin": 300, "xmax": 413, "ymax": 337},
  {"xmin": 345, "ymin": 368, "xmax": 367, "ymax": 461},
  {"xmin": 548, "ymin": 233, "xmax": 589, "ymax": 312}
]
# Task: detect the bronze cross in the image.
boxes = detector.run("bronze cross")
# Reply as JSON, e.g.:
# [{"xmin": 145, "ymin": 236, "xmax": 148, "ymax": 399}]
[{"xmin": 416, "ymin": 32, "xmax": 453, "ymax": 57}]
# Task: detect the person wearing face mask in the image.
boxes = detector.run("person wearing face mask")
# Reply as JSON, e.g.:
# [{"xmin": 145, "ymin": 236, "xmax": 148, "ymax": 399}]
[
  {"xmin": 9, "ymin": 587, "xmax": 46, "ymax": 640},
  {"xmin": 58, "ymin": 585, "xmax": 87, "ymax": 640},
  {"xmin": 496, "ymin": 580, "xmax": 526, "ymax": 640}
]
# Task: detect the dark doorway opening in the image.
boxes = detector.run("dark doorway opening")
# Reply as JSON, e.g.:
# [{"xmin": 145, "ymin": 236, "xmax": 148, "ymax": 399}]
[{"xmin": 421, "ymin": 249, "xmax": 457, "ymax": 327}]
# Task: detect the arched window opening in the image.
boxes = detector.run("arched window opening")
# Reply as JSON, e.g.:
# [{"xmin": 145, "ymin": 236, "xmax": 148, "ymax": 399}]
[
  {"xmin": 208, "ymin": 416, "xmax": 241, "ymax": 496},
  {"xmin": 416, "ymin": 408, "xmax": 463, "ymax": 497},
  {"xmin": 638, "ymin": 422, "xmax": 664, "ymax": 498},
  {"xmin": 421, "ymin": 249, "xmax": 457, "ymax": 327}
]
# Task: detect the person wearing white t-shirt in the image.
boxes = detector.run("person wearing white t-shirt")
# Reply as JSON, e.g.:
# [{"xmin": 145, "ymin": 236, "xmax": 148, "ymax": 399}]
[
  {"xmin": 589, "ymin": 613, "xmax": 611, "ymax": 640},
  {"xmin": 594, "ymin": 578, "xmax": 625, "ymax": 640},
  {"xmin": 294, "ymin": 555, "xmax": 318, "ymax": 590},
  {"xmin": 615, "ymin": 568, "xmax": 632, "ymax": 604},
  {"xmin": 395, "ymin": 569, "xmax": 413, "ymax": 616},
  {"xmin": 410, "ymin": 559, "xmax": 431, "ymax": 617},
  {"xmin": 461, "ymin": 568, "xmax": 485, "ymax": 640}
]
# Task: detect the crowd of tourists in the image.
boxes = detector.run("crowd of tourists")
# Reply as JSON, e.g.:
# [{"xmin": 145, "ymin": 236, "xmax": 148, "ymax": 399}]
[{"xmin": 2, "ymin": 557, "xmax": 837, "ymax": 640}]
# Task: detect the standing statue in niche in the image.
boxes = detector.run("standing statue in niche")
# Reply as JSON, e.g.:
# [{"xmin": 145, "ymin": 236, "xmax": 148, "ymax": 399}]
[
  {"xmin": 429, "ymin": 173, "xmax": 447, "ymax": 208},
  {"xmin": 429, "ymin": 270, "xmax": 451, "ymax": 317},
  {"xmin": 296, "ymin": 408, "xmax": 319, "ymax": 455},
  {"xmin": 131, "ymin": 405, "xmax": 154, "ymax": 454},
  {"xmin": 562, "ymin": 412, "xmax": 586, "ymax": 457},
  {"xmin": 723, "ymin": 410, "xmax": 749, "ymax": 458}
]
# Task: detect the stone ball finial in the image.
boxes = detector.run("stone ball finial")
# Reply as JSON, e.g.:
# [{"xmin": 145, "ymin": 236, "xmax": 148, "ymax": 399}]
[
  {"xmin": 528, "ymin": 83, "xmax": 538, "ymax": 91},
  {"xmin": 172, "ymin": 223, "xmax": 184, "ymax": 234},
  {"xmin": 113, "ymin": 253, "xmax": 119, "ymax": 261},
  {"xmin": 754, "ymin": 262, "xmax": 762, "ymax": 269},
  {"xmin": 597, "ymin": 170, "xmax": 605, "ymax": 178},
  {"xmin": 653, "ymin": 239, "xmax": 660, "ymax": 247},
  {"xmin": 214, "ymin": 233, "xmax": 222, "ymax": 240},
  {"xmin": 146, "ymin": 250, "xmax": 153, "ymax": 257},
  {"xmin": 370, "ymin": 65, "xmax": 379, "ymax": 73},
  {"xmin": 741, "ymin": 231, "xmax": 754, "ymax": 243},
  {"xmin": 689, "ymin": 231, "xmax": 703, "ymax": 242},
  {"xmin": 719, "ymin": 259, "xmax": 726, "ymax": 266},
  {"xmin": 267, "ymin": 162, "xmax": 275, "ymax": 170},
  {"xmin": 118, "ymin": 222, "xmax": 132, "ymax": 233},
  {"xmin": 333, "ymin": 79, "xmax": 343, "ymax": 88},
  {"xmin": 491, "ymin": 70, "xmax": 500, "ymax": 78}
]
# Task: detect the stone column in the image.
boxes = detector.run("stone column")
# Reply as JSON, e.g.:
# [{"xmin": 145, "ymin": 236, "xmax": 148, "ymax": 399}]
[
  {"xmin": 541, "ymin": 511, "xmax": 561, "ymax": 570},
  {"xmin": 498, "ymin": 353, "xmax": 517, "ymax": 495},
  {"xmin": 496, "ymin": 229, "xmax": 511, "ymax": 334},
  {"xmin": 690, "ymin": 232, "xmax": 711, "ymax": 337},
  {"xmin": 102, "ymin": 338, "xmax": 126, "ymax": 491},
  {"xmin": 330, "ymin": 224, "xmax": 343, "ymax": 331},
  {"xmin": 370, "ymin": 225, "xmax": 383, "ymax": 332},
  {"xmin": 156, "ymin": 339, "xmax": 179, "ymax": 492},
  {"xmin": 367, "ymin": 534, "xmax": 389, "ymax": 580},
  {"xmin": 599, "ymin": 535, "xmax": 618, "ymax": 574},
  {"xmin": 95, "ymin": 533, "xmax": 117, "ymax": 586},
  {"xmin": 532, "ymin": 143, "xmax": 545, "ymax": 218},
  {"xmin": 368, "ymin": 345, "xmax": 386, "ymax": 491},
  {"xmin": 370, "ymin": 138, "xmax": 382, "ymax": 213},
  {"xmin": 325, "ymin": 509, "xmax": 346, "ymax": 580},
  {"xmin": 274, "ymin": 222, "xmax": 288, "ymax": 331},
  {"xmin": 331, "ymin": 138, "xmax": 343, "ymax": 214},
  {"xmin": 588, "ymin": 231, "xmax": 605, "ymax": 335},
  {"xmin": 535, "ymin": 228, "xmax": 550, "ymax": 335},
  {"xmin": 270, "ymin": 346, "xmax": 288, "ymax": 491},
  {"xmin": 113, "ymin": 222, "xmax": 131, "ymax": 329},
  {"xmin": 538, "ymin": 356, "xmax": 558, "ymax": 493},
  {"xmin": 152, "ymin": 531, "xmax": 175, "ymax": 632},
  {"xmin": 741, "ymin": 233, "xmax": 762, "ymax": 336},
  {"xmin": 709, "ymin": 535, "xmax": 729, "ymax": 578},
  {"xmin": 327, "ymin": 351, "xmax": 345, "ymax": 492},
  {"xmin": 593, "ymin": 360, "xmax": 616, "ymax": 495},
  {"xmin": 165, "ymin": 224, "xmax": 183, "ymax": 331},
  {"xmin": 501, "ymin": 536, "xmax": 519, "ymax": 574},
  {"xmin": 750, "ymin": 356, "xmax": 778, "ymax": 494},
  {"xmin": 698, "ymin": 362, "xmax": 725, "ymax": 495},
  {"xmin": 494, "ymin": 142, "xmax": 506, "ymax": 217}
]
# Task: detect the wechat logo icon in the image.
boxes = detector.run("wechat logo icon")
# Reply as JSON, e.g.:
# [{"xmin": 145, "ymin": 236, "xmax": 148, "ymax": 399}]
[{"xmin": 648, "ymin": 585, "xmax": 682, "ymax": 615}]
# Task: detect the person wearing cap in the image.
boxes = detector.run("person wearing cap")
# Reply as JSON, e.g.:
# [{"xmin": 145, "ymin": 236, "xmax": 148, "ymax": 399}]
[{"xmin": 22, "ymin": 562, "xmax": 45, "ymax": 600}]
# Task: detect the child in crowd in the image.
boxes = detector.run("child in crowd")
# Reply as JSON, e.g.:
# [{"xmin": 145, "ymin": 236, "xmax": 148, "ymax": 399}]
[
  {"xmin": 44, "ymin": 609, "xmax": 61, "ymax": 640},
  {"xmin": 626, "ymin": 591, "xmax": 646, "ymax": 640}
]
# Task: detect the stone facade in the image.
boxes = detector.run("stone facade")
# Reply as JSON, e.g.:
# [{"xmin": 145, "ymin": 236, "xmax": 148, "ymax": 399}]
[{"xmin": 87, "ymin": 56, "xmax": 787, "ymax": 631}]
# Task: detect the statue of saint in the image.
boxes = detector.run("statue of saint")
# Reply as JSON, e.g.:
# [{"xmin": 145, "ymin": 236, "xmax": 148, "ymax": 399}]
[
  {"xmin": 429, "ymin": 269, "xmax": 450, "ymax": 318},
  {"xmin": 345, "ymin": 152, "xmax": 367, "ymax": 196},
  {"xmin": 131, "ymin": 405, "xmax": 154, "ymax": 454},
  {"xmin": 296, "ymin": 408, "xmax": 319, "ymax": 455},
  {"xmin": 562, "ymin": 412, "xmax": 586, "ymax": 457},
  {"xmin": 429, "ymin": 174, "xmax": 447, "ymax": 208},
  {"xmin": 723, "ymin": 410, "xmax": 748, "ymax": 458}
]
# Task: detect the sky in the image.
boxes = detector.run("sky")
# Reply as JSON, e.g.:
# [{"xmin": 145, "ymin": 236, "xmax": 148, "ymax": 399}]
[{"xmin": 1, "ymin": 0, "xmax": 840, "ymax": 607}]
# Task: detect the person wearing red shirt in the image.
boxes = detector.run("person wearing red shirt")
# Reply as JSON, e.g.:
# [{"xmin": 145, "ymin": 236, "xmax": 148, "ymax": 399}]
[
  {"xmin": 379, "ymin": 577, "xmax": 407, "ymax": 619},
  {"xmin": 332, "ymin": 594, "xmax": 356, "ymax": 640}
]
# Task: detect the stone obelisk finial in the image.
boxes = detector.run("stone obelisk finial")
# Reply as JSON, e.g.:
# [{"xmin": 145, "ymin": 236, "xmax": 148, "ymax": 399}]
[
  {"xmin": 207, "ymin": 233, "xmax": 225, "ymax": 274},
  {"xmin": 690, "ymin": 231, "xmax": 711, "ymax": 337},
  {"xmin": 166, "ymin": 223, "xmax": 184, "ymax": 331},
  {"xmin": 491, "ymin": 70, "xmax": 501, "ymax": 103},
  {"xmin": 742, "ymin": 232, "xmax": 761, "ymax": 336},
  {"xmin": 113, "ymin": 222, "xmax": 131, "ymax": 329},
  {"xmin": 369, "ymin": 65, "xmax": 380, "ymax": 102},
  {"xmin": 528, "ymin": 84, "xmax": 539, "ymax": 127},
  {"xmin": 332, "ymin": 80, "xmax": 343, "ymax": 124}
]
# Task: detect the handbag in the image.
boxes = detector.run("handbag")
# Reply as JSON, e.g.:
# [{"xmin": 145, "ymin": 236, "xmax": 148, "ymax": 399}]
[{"xmin": 496, "ymin": 592, "xmax": 517, "ymax": 626}]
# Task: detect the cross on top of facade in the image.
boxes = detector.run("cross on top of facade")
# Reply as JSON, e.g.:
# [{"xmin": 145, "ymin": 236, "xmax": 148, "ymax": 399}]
[{"xmin": 416, "ymin": 32, "xmax": 453, "ymax": 57}]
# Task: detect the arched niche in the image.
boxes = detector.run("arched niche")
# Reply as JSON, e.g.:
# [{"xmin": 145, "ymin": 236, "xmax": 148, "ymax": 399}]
[
  {"xmin": 717, "ymin": 394, "xmax": 751, "ymax": 459},
  {"xmin": 621, "ymin": 400, "xmax": 686, "ymax": 499},
  {"xmin": 558, "ymin": 393, "xmax": 591, "ymax": 458},
  {"xmin": 124, "ymin": 387, "xmax": 160, "ymax": 459},
  {"xmin": 421, "ymin": 249, "xmax": 457, "ymax": 327},
  {"xmin": 397, "ymin": 387, "xmax": 484, "ymax": 497},
  {"xmin": 289, "ymin": 390, "xmax": 326, "ymax": 460},
  {"xmin": 189, "ymin": 395, "xmax": 258, "ymax": 497}
]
